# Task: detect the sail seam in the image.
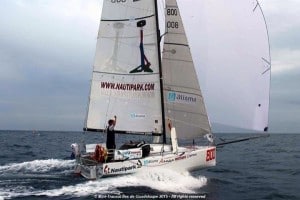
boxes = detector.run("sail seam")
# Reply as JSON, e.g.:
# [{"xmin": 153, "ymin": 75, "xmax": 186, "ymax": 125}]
[
  {"xmin": 84, "ymin": 128, "xmax": 161, "ymax": 135},
  {"xmin": 162, "ymin": 57, "xmax": 192, "ymax": 63},
  {"xmin": 164, "ymin": 88, "xmax": 202, "ymax": 97},
  {"xmin": 167, "ymin": 117, "xmax": 211, "ymax": 132},
  {"xmin": 164, "ymin": 42, "xmax": 189, "ymax": 47},
  {"xmin": 166, "ymin": 5, "xmax": 178, "ymax": 9},
  {"xmin": 166, "ymin": 110, "xmax": 210, "ymax": 123},
  {"xmin": 166, "ymin": 109, "xmax": 208, "ymax": 116},
  {"xmin": 93, "ymin": 70, "xmax": 159, "ymax": 76},
  {"xmin": 101, "ymin": 14, "xmax": 155, "ymax": 22}
]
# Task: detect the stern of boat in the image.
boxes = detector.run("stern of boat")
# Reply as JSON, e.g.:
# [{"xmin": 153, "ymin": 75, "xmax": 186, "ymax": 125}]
[{"xmin": 74, "ymin": 155, "xmax": 104, "ymax": 180}]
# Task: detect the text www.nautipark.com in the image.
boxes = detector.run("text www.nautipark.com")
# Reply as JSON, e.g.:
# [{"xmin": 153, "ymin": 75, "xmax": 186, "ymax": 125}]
[{"xmin": 101, "ymin": 82, "xmax": 155, "ymax": 91}]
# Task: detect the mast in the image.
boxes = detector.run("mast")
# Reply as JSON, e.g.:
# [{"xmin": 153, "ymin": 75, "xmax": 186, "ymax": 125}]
[{"xmin": 154, "ymin": 0, "xmax": 166, "ymax": 144}]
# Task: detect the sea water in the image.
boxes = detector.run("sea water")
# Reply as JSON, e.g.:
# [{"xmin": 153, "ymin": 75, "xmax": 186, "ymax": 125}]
[{"xmin": 0, "ymin": 131, "xmax": 299, "ymax": 200}]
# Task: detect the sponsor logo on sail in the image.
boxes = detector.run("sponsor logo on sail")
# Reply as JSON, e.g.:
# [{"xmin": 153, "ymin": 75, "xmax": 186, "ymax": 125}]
[
  {"xmin": 129, "ymin": 19, "xmax": 155, "ymax": 74},
  {"xmin": 99, "ymin": 82, "xmax": 156, "ymax": 99},
  {"xmin": 101, "ymin": 82, "xmax": 155, "ymax": 91},
  {"xmin": 130, "ymin": 113, "xmax": 146, "ymax": 119},
  {"xmin": 167, "ymin": 92, "xmax": 197, "ymax": 104}
]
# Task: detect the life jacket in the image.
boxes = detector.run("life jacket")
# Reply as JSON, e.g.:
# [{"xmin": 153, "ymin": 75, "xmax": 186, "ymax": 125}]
[{"xmin": 93, "ymin": 145, "xmax": 107, "ymax": 163}]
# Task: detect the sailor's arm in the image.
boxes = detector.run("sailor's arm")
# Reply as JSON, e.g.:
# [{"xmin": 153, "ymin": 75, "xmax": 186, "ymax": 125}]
[{"xmin": 114, "ymin": 115, "xmax": 117, "ymax": 125}]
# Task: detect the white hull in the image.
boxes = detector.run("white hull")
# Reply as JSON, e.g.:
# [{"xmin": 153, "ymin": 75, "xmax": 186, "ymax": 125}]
[{"xmin": 74, "ymin": 144, "xmax": 216, "ymax": 180}]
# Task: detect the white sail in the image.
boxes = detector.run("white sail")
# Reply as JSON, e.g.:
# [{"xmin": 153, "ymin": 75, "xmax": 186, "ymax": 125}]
[
  {"xmin": 162, "ymin": 0, "xmax": 211, "ymax": 139},
  {"xmin": 178, "ymin": 0, "xmax": 271, "ymax": 132},
  {"xmin": 85, "ymin": 0, "xmax": 163, "ymax": 134}
]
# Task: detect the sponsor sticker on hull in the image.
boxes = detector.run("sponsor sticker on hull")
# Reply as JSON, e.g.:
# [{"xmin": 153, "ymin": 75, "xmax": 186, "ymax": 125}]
[
  {"xmin": 206, "ymin": 148, "xmax": 216, "ymax": 162},
  {"xmin": 103, "ymin": 160, "xmax": 142, "ymax": 175}
]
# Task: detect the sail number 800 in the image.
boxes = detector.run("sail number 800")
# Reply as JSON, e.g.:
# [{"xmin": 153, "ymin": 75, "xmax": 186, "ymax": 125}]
[{"xmin": 167, "ymin": 9, "xmax": 178, "ymax": 16}]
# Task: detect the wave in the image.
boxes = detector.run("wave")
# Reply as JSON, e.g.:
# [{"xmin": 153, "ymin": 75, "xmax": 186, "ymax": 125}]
[
  {"xmin": 0, "ymin": 166, "xmax": 206, "ymax": 198},
  {"xmin": 0, "ymin": 159, "xmax": 75, "ymax": 174},
  {"xmin": 132, "ymin": 168, "xmax": 207, "ymax": 193},
  {"xmin": 37, "ymin": 168, "xmax": 206, "ymax": 197}
]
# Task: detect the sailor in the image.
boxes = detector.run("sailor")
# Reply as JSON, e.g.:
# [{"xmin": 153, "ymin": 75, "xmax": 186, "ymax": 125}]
[
  {"xmin": 70, "ymin": 143, "xmax": 80, "ymax": 159},
  {"xmin": 106, "ymin": 116, "xmax": 117, "ymax": 150}
]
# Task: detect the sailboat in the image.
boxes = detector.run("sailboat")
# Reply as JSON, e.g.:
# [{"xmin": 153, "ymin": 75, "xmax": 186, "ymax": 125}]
[{"xmin": 72, "ymin": 0, "xmax": 270, "ymax": 180}]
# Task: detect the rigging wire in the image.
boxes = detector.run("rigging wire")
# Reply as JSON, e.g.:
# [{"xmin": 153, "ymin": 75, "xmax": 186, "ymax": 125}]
[{"xmin": 216, "ymin": 133, "xmax": 270, "ymax": 147}]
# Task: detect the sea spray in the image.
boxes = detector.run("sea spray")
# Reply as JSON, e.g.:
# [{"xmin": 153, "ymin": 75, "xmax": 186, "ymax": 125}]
[
  {"xmin": 0, "ymin": 159, "xmax": 75, "ymax": 174},
  {"xmin": 0, "ymin": 167, "xmax": 207, "ymax": 198},
  {"xmin": 133, "ymin": 168, "xmax": 207, "ymax": 193}
]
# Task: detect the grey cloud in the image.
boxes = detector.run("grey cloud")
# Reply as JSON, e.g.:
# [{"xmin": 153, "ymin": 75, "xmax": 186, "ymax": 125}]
[{"xmin": 0, "ymin": 1, "xmax": 98, "ymax": 130}]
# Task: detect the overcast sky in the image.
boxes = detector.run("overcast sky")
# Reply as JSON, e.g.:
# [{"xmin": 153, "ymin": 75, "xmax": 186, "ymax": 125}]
[{"xmin": 0, "ymin": 0, "xmax": 299, "ymax": 133}]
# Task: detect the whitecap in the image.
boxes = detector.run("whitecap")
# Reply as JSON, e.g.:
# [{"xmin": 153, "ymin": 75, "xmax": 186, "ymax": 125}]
[
  {"xmin": 0, "ymin": 163, "xmax": 206, "ymax": 198},
  {"xmin": 37, "ymin": 168, "xmax": 206, "ymax": 197},
  {"xmin": 0, "ymin": 159, "xmax": 75, "ymax": 174}
]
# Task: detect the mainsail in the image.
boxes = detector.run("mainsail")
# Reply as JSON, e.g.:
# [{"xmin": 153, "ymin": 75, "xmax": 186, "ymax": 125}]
[
  {"xmin": 85, "ymin": 0, "xmax": 163, "ymax": 134},
  {"xmin": 162, "ymin": 0, "xmax": 211, "ymax": 139}
]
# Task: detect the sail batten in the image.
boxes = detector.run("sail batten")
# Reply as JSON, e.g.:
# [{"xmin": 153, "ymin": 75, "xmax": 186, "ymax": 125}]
[
  {"xmin": 84, "ymin": 128, "xmax": 160, "ymax": 135},
  {"xmin": 101, "ymin": 14, "xmax": 155, "ymax": 22},
  {"xmin": 164, "ymin": 43, "xmax": 189, "ymax": 47},
  {"xmin": 164, "ymin": 89, "xmax": 202, "ymax": 96},
  {"xmin": 92, "ymin": 71, "xmax": 160, "ymax": 76}
]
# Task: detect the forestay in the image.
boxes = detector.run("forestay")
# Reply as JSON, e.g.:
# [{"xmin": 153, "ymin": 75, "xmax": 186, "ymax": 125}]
[
  {"xmin": 162, "ymin": 0, "xmax": 211, "ymax": 139},
  {"xmin": 85, "ymin": 0, "xmax": 163, "ymax": 134}
]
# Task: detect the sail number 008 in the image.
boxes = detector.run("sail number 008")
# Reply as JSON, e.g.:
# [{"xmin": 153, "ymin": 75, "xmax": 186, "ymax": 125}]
[{"xmin": 167, "ymin": 21, "xmax": 179, "ymax": 29}]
